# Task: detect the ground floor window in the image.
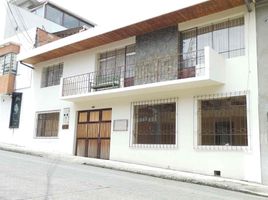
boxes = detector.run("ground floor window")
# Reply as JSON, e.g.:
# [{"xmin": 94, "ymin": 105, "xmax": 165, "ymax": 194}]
[
  {"xmin": 36, "ymin": 112, "xmax": 60, "ymax": 137},
  {"xmin": 132, "ymin": 99, "xmax": 176, "ymax": 145},
  {"xmin": 198, "ymin": 95, "xmax": 248, "ymax": 146}
]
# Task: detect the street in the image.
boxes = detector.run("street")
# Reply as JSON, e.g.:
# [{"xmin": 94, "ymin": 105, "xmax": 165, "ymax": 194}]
[{"xmin": 0, "ymin": 150, "xmax": 266, "ymax": 200}]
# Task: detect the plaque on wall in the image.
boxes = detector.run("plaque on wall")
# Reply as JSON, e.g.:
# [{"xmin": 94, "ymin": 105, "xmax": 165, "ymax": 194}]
[
  {"xmin": 62, "ymin": 108, "xmax": 70, "ymax": 129},
  {"xmin": 9, "ymin": 92, "xmax": 23, "ymax": 128},
  {"xmin": 113, "ymin": 119, "xmax": 128, "ymax": 131}
]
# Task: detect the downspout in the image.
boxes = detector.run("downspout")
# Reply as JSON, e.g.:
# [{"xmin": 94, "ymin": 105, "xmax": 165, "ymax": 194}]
[
  {"xmin": 245, "ymin": 0, "xmax": 256, "ymax": 12},
  {"xmin": 19, "ymin": 61, "xmax": 34, "ymax": 70}
]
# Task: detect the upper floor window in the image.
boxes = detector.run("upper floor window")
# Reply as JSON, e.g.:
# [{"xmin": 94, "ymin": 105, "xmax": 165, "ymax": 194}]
[
  {"xmin": 180, "ymin": 17, "xmax": 245, "ymax": 59},
  {"xmin": 0, "ymin": 53, "xmax": 17, "ymax": 75},
  {"xmin": 98, "ymin": 44, "xmax": 136, "ymax": 87},
  {"xmin": 41, "ymin": 63, "xmax": 63, "ymax": 88},
  {"xmin": 45, "ymin": 4, "xmax": 93, "ymax": 29},
  {"xmin": 99, "ymin": 44, "xmax": 135, "ymax": 73}
]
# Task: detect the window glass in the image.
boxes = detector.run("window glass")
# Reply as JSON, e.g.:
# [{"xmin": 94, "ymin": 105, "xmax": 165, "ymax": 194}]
[
  {"xmin": 133, "ymin": 101, "xmax": 176, "ymax": 145},
  {"xmin": 229, "ymin": 18, "xmax": 245, "ymax": 58},
  {"xmin": 45, "ymin": 5, "xmax": 63, "ymax": 25},
  {"xmin": 63, "ymin": 13, "xmax": 79, "ymax": 28},
  {"xmin": 199, "ymin": 96, "xmax": 247, "ymax": 146},
  {"xmin": 213, "ymin": 21, "xmax": 229, "ymax": 58},
  {"xmin": 41, "ymin": 63, "xmax": 63, "ymax": 87},
  {"xmin": 180, "ymin": 17, "xmax": 245, "ymax": 60},
  {"xmin": 36, "ymin": 112, "xmax": 60, "ymax": 137},
  {"xmin": 0, "ymin": 53, "xmax": 17, "ymax": 75},
  {"xmin": 180, "ymin": 29, "xmax": 197, "ymax": 68},
  {"xmin": 33, "ymin": 6, "xmax": 44, "ymax": 17}
]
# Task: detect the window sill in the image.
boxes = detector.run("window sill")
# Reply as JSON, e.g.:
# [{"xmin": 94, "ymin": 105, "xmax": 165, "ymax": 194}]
[
  {"xmin": 194, "ymin": 145, "xmax": 250, "ymax": 152},
  {"xmin": 130, "ymin": 144, "xmax": 178, "ymax": 149}
]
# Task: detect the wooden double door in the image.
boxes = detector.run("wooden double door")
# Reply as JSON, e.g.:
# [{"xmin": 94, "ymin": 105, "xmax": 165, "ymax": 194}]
[{"xmin": 76, "ymin": 109, "xmax": 111, "ymax": 160}]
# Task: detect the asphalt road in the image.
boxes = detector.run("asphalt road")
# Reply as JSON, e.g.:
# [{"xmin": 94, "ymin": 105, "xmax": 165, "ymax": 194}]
[{"xmin": 0, "ymin": 150, "xmax": 266, "ymax": 200}]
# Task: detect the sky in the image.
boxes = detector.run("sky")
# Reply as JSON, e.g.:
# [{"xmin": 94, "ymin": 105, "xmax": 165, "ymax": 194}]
[{"xmin": 50, "ymin": 0, "xmax": 206, "ymax": 29}]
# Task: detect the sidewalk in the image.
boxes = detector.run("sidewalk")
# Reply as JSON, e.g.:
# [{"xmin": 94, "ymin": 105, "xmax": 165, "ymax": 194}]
[{"xmin": 1, "ymin": 142, "xmax": 268, "ymax": 197}]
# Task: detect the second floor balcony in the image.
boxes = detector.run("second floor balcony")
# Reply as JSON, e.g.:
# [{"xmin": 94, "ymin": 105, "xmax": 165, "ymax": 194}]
[{"xmin": 61, "ymin": 47, "xmax": 226, "ymax": 101}]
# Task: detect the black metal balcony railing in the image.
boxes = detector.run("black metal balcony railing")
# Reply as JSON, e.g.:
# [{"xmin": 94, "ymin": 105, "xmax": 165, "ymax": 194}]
[{"xmin": 62, "ymin": 50, "xmax": 205, "ymax": 97}]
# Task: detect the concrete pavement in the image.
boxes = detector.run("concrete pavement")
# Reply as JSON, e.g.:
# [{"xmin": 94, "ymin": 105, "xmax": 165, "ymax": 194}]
[{"xmin": 0, "ymin": 142, "xmax": 268, "ymax": 198}]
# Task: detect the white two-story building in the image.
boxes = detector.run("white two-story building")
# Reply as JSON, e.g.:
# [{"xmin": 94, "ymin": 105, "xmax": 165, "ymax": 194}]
[{"xmin": 3, "ymin": 0, "xmax": 268, "ymax": 185}]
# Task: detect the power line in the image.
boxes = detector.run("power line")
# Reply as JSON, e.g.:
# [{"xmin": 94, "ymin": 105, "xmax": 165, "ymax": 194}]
[
  {"xmin": 13, "ymin": 4, "xmax": 34, "ymax": 44},
  {"xmin": 4, "ymin": 0, "xmax": 34, "ymax": 45}
]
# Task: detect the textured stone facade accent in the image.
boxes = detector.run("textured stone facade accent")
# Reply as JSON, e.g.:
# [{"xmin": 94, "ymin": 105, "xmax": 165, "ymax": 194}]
[{"xmin": 135, "ymin": 26, "xmax": 178, "ymax": 85}]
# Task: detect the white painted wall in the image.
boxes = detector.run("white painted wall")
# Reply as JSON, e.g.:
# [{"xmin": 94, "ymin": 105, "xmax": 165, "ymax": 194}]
[{"xmin": 0, "ymin": 1, "xmax": 66, "ymax": 151}]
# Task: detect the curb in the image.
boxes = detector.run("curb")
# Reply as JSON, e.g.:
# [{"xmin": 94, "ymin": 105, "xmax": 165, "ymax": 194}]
[{"xmin": 1, "ymin": 144, "xmax": 268, "ymax": 198}]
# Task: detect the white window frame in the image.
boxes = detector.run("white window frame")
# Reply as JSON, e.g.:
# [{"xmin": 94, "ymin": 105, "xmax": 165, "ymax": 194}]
[
  {"xmin": 193, "ymin": 91, "xmax": 251, "ymax": 151},
  {"xmin": 34, "ymin": 110, "xmax": 61, "ymax": 139},
  {"xmin": 41, "ymin": 63, "xmax": 63, "ymax": 88}
]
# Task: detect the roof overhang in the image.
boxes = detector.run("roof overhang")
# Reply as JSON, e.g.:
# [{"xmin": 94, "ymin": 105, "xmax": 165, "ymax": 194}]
[{"xmin": 19, "ymin": 0, "xmax": 245, "ymax": 65}]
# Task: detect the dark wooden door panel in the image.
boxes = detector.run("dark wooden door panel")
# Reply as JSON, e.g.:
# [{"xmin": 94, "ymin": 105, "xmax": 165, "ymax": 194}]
[
  {"xmin": 100, "ymin": 139, "xmax": 110, "ymax": 160},
  {"xmin": 88, "ymin": 124, "xmax": 99, "ymax": 138},
  {"xmin": 76, "ymin": 109, "xmax": 112, "ymax": 159},
  {"xmin": 77, "ymin": 124, "xmax": 88, "ymax": 138},
  {"xmin": 88, "ymin": 139, "xmax": 98, "ymax": 158},
  {"xmin": 76, "ymin": 139, "xmax": 86, "ymax": 157},
  {"xmin": 100, "ymin": 123, "xmax": 111, "ymax": 138}
]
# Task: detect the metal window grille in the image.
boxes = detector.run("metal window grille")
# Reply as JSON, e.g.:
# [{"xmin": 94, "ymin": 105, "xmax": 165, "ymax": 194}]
[
  {"xmin": 131, "ymin": 98, "xmax": 177, "ymax": 145},
  {"xmin": 99, "ymin": 44, "xmax": 135, "ymax": 80},
  {"xmin": 0, "ymin": 53, "xmax": 17, "ymax": 75},
  {"xmin": 36, "ymin": 112, "xmax": 60, "ymax": 137},
  {"xmin": 197, "ymin": 95, "xmax": 248, "ymax": 146},
  {"xmin": 41, "ymin": 63, "xmax": 63, "ymax": 87},
  {"xmin": 180, "ymin": 16, "xmax": 245, "ymax": 61}
]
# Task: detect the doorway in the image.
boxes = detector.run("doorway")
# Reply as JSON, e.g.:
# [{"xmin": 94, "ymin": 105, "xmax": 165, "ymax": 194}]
[{"xmin": 76, "ymin": 109, "xmax": 111, "ymax": 159}]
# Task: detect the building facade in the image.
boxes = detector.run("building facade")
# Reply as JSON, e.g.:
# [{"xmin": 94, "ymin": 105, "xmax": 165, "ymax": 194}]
[
  {"xmin": 256, "ymin": 0, "xmax": 268, "ymax": 185},
  {"xmin": 2, "ymin": 0, "xmax": 268, "ymax": 184},
  {"xmin": 0, "ymin": 0, "xmax": 94, "ymax": 150}
]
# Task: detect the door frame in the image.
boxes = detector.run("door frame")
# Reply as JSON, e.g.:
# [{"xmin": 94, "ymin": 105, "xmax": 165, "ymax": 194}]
[{"xmin": 75, "ymin": 108, "xmax": 112, "ymax": 159}]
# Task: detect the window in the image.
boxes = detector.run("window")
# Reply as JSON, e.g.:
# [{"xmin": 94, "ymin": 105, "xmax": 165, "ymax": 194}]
[
  {"xmin": 44, "ymin": 4, "xmax": 93, "ymax": 29},
  {"xmin": 132, "ymin": 99, "xmax": 176, "ymax": 145},
  {"xmin": 0, "ymin": 53, "xmax": 17, "ymax": 75},
  {"xmin": 36, "ymin": 112, "xmax": 60, "ymax": 137},
  {"xmin": 63, "ymin": 13, "xmax": 79, "ymax": 28},
  {"xmin": 45, "ymin": 4, "xmax": 63, "ymax": 25},
  {"xmin": 31, "ymin": 6, "xmax": 44, "ymax": 17},
  {"xmin": 41, "ymin": 63, "xmax": 63, "ymax": 87},
  {"xmin": 98, "ymin": 44, "xmax": 136, "ymax": 88},
  {"xmin": 180, "ymin": 17, "xmax": 245, "ymax": 61},
  {"xmin": 198, "ymin": 95, "xmax": 248, "ymax": 146},
  {"xmin": 99, "ymin": 44, "xmax": 135, "ymax": 75}
]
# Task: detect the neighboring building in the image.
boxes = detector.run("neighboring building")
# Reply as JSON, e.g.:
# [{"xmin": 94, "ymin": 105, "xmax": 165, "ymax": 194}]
[
  {"xmin": 3, "ymin": 0, "xmax": 268, "ymax": 184},
  {"xmin": 256, "ymin": 0, "xmax": 268, "ymax": 185},
  {"xmin": 0, "ymin": 0, "xmax": 94, "ymax": 149}
]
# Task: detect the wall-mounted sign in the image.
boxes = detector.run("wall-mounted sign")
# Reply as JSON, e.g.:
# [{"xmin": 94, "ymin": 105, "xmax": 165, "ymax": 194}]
[
  {"xmin": 62, "ymin": 107, "xmax": 70, "ymax": 129},
  {"xmin": 113, "ymin": 119, "xmax": 128, "ymax": 131},
  {"xmin": 9, "ymin": 92, "xmax": 22, "ymax": 128}
]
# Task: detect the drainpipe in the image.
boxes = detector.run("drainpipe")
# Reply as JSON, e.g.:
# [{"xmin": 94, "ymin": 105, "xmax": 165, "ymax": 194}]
[
  {"xmin": 245, "ymin": 0, "xmax": 255, "ymax": 12},
  {"xmin": 19, "ymin": 61, "xmax": 34, "ymax": 69}
]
